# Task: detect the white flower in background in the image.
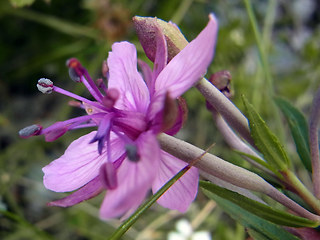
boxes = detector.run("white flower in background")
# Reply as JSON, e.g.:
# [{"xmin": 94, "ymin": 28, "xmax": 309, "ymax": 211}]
[{"xmin": 168, "ymin": 219, "xmax": 211, "ymax": 240}]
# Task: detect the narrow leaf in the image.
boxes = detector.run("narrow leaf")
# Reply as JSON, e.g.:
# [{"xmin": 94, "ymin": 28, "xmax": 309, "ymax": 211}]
[
  {"xmin": 109, "ymin": 165, "xmax": 192, "ymax": 240},
  {"xmin": 275, "ymin": 97, "xmax": 312, "ymax": 172},
  {"xmin": 202, "ymin": 189, "xmax": 301, "ymax": 240},
  {"xmin": 200, "ymin": 181, "xmax": 318, "ymax": 228},
  {"xmin": 233, "ymin": 149, "xmax": 277, "ymax": 173},
  {"xmin": 247, "ymin": 228, "xmax": 280, "ymax": 240},
  {"xmin": 242, "ymin": 95, "xmax": 289, "ymax": 170}
]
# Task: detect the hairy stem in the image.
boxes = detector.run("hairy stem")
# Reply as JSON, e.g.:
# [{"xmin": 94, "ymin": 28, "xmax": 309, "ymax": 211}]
[
  {"xmin": 196, "ymin": 78, "xmax": 254, "ymax": 146},
  {"xmin": 283, "ymin": 170, "xmax": 320, "ymax": 214},
  {"xmin": 158, "ymin": 133, "xmax": 320, "ymax": 221},
  {"xmin": 309, "ymin": 87, "xmax": 320, "ymax": 198},
  {"xmin": 213, "ymin": 112, "xmax": 275, "ymax": 175}
]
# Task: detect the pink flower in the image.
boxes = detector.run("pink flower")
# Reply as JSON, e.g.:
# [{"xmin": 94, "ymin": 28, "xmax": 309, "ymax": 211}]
[{"xmin": 19, "ymin": 14, "xmax": 218, "ymax": 219}]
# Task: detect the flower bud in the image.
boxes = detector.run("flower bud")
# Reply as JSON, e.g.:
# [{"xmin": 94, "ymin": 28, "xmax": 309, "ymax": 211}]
[
  {"xmin": 37, "ymin": 78, "xmax": 53, "ymax": 94},
  {"xmin": 19, "ymin": 124, "xmax": 42, "ymax": 138},
  {"xmin": 209, "ymin": 70, "xmax": 232, "ymax": 98},
  {"xmin": 133, "ymin": 16, "xmax": 188, "ymax": 63}
]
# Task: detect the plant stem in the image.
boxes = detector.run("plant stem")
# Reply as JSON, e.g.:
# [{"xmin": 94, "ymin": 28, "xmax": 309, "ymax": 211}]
[
  {"xmin": 158, "ymin": 133, "xmax": 320, "ymax": 221},
  {"xmin": 196, "ymin": 78, "xmax": 254, "ymax": 146},
  {"xmin": 309, "ymin": 87, "xmax": 320, "ymax": 198},
  {"xmin": 171, "ymin": 0, "xmax": 194, "ymax": 24},
  {"xmin": 283, "ymin": 170, "xmax": 320, "ymax": 214},
  {"xmin": 213, "ymin": 111, "xmax": 276, "ymax": 175},
  {"xmin": 244, "ymin": 0, "xmax": 285, "ymax": 141}
]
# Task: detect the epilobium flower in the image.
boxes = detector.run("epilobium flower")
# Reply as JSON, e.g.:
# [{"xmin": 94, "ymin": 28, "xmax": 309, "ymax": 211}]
[{"xmin": 20, "ymin": 14, "xmax": 218, "ymax": 219}]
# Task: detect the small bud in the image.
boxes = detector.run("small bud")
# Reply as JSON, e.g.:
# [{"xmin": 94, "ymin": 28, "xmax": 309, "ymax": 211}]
[
  {"xmin": 133, "ymin": 16, "xmax": 188, "ymax": 63},
  {"xmin": 37, "ymin": 78, "xmax": 53, "ymax": 94},
  {"xmin": 209, "ymin": 70, "xmax": 232, "ymax": 98},
  {"xmin": 206, "ymin": 71, "xmax": 232, "ymax": 112},
  {"xmin": 125, "ymin": 144, "xmax": 140, "ymax": 162},
  {"xmin": 19, "ymin": 124, "xmax": 42, "ymax": 138}
]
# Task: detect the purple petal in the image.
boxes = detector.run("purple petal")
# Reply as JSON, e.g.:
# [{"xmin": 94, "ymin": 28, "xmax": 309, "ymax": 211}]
[
  {"xmin": 107, "ymin": 42, "xmax": 150, "ymax": 113},
  {"xmin": 150, "ymin": 25, "xmax": 168, "ymax": 92},
  {"xmin": 100, "ymin": 162, "xmax": 118, "ymax": 190},
  {"xmin": 43, "ymin": 131, "xmax": 125, "ymax": 192},
  {"xmin": 99, "ymin": 131, "xmax": 160, "ymax": 219},
  {"xmin": 152, "ymin": 151, "xmax": 199, "ymax": 212},
  {"xmin": 48, "ymin": 176, "xmax": 104, "ymax": 207},
  {"xmin": 138, "ymin": 59, "xmax": 153, "ymax": 90},
  {"xmin": 165, "ymin": 97, "xmax": 187, "ymax": 135},
  {"xmin": 155, "ymin": 14, "xmax": 218, "ymax": 98}
]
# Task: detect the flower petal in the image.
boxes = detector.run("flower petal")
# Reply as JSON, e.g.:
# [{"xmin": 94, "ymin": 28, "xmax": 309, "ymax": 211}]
[
  {"xmin": 152, "ymin": 151, "xmax": 199, "ymax": 212},
  {"xmin": 107, "ymin": 41, "xmax": 150, "ymax": 113},
  {"xmin": 43, "ymin": 131, "xmax": 125, "ymax": 192},
  {"xmin": 151, "ymin": 25, "xmax": 168, "ymax": 91},
  {"xmin": 138, "ymin": 59, "xmax": 153, "ymax": 89},
  {"xmin": 100, "ymin": 131, "xmax": 160, "ymax": 219},
  {"xmin": 47, "ymin": 176, "xmax": 104, "ymax": 207},
  {"xmin": 155, "ymin": 14, "xmax": 218, "ymax": 98}
]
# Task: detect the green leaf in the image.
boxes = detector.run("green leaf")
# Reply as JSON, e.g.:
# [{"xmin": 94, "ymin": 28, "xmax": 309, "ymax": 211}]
[
  {"xmin": 109, "ymin": 165, "xmax": 192, "ymax": 240},
  {"xmin": 200, "ymin": 181, "xmax": 319, "ymax": 228},
  {"xmin": 233, "ymin": 149, "xmax": 278, "ymax": 173},
  {"xmin": 201, "ymin": 190, "xmax": 301, "ymax": 240},
  {"xmin": 242, "ymin": 95, "xmax": 289, "ymax": 170},
  {"xmin": 10, "ymin": 0, "xmax": 35, "ymax": 7},
  {"xmin": 275, "ymin": 97, "xmax": 312, "ymax": 172}
]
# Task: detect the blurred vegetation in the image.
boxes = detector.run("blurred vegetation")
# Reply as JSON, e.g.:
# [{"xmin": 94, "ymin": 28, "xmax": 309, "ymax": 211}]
[{"xmin": 0, "ymin": 0, "xmax": 320, "ymax": 239}]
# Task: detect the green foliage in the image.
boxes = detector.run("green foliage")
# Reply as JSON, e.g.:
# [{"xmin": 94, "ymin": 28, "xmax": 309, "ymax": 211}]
[
  {"xmin": 275, "ymin": 97, "xmax": 312, "ymax": 171},
  {"xmin": 242, "ymin": 95, "xmax": 290, "ymax": 171},
  {"xmin": 202, "ymin": 184, "xmax": 301, "ymax": 240},
  {"xmin": 10, "ymin": 0, "xmax": 35, "ymax": 8},
  {"xmin": 109, "ymin": 166, "xmax": 191, "ymax": 240},
  {"xmin": 200, "ymin": 181, "xmax": 318, "ymax": 228}
]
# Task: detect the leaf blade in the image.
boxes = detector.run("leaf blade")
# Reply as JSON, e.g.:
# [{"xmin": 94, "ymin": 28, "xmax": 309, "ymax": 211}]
[
  {"xmin": 200, "ymin": 180, "xmax": 319, "ymax": 228},
  {"xmin": 275, "ymin": 97, "xmax": 311, "ymax": 172},
  {"xmin": 242, "ymin": 95, "xmax": 290, "ymax": 170}
]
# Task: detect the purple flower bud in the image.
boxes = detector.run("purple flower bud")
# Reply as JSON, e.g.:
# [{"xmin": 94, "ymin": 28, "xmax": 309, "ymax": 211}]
[
  {"xmin": 37, "ymin": 78, "xmax": 53, "ymax": 94},
  {"xmin": 19, "ymin": 124, "xmax": 42, "ymax": 138},
  {"xmin": 133, "ymin": 16, "xmax": 188, "ymax": 63},
  {"xmin": 209, "ymin": 70, "xmax": 232, "ymax": 98}
]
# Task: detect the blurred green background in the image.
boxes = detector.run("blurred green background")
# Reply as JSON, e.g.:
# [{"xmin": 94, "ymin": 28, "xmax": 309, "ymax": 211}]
[{"xmin": 1, "ymin": 0, "xmax": 320, "ymax": 239}]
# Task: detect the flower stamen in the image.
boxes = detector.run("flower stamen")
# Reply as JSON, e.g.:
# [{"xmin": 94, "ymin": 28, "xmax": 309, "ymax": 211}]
[{"xmin": 19, "ymin": 124, "xmax": 42, "ymax": 138}]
